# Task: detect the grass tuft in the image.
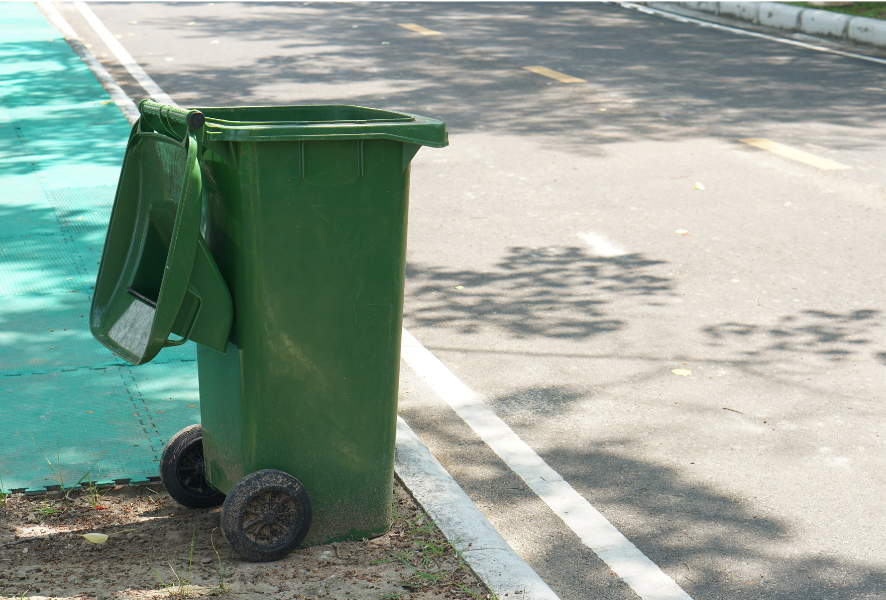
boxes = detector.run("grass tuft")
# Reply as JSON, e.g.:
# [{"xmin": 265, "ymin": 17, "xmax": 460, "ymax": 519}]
[
  {"xmin": 151, "ymin": 529, "xmax": 197, "ymax": 599},
  {"xmin": 31, "ymin": 435, "xmax": 99, "ymax": 508},
  {"xmin": 210, "ymin": 528, "xmax": 231, "ymax": 594},
  {"xmin": 379, "ymin": 511, "xmax": 490, "ymax": 598},
  {"xmin": 85, "ymin": 473, "xmax": 107, "ymax": 508},
  {"xmin": 788, "ymin": 2, "xmax": 886, "ymax": 20}
]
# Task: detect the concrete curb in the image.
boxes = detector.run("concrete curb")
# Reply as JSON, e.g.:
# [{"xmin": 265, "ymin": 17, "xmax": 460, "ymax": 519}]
[
  {"xmin": 647, "ymin": 1, "xmax": 886, "ymax": 50},
  {"xmin": 395, "ymin": 417, "xmax": 561, "ymax": 600}
]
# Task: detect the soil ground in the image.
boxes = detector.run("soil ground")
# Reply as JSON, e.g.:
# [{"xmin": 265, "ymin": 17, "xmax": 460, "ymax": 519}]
[{"xmin": 0, "ymin": 479, "xmax": 490, "ymax": 600}]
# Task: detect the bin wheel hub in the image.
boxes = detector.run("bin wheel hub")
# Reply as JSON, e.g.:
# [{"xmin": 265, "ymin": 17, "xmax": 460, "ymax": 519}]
[
  {"xmin": 242, "ymin": 491, "xmax": 300, "ymax": 544},
  {"xmin": 178, "ymin": 445, "xmax": 208, "ymax": 491},
  {"xmin": 221, "ymin": 469, "xmax": 312, "ymax": 562}
]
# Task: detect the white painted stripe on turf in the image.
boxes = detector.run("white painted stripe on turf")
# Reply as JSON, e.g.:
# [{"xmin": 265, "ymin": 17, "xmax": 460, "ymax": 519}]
[
  {"xmin": 619, "ymin": 1, "xmax": 886, "ymax": 67},
  {"xmin": 400, "ymin": 328, "xmax": 694, "ymax": 600},
  {"xmin": 395, "ymin": 417, "xmax": 561, "ymax": 600},
  {"xmin": 37, "ymin": 1, "xmax": 140, "ymax": 124},
  {"xmin": 577, "ymin": 232, "xmax": 626, "ymax": 257},
  {"xmin": 74, "ymin": 1, "xmax": 177, "ymax": 106}
]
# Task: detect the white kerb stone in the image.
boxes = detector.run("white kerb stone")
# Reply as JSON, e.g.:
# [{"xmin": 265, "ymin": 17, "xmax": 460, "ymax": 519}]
[
  {"xmin": 847, "ymin": 16, "xmax": 886, "ymax": 47},
  {"xmin": 720, "ymin": 2, "xmax": 760, "ymax": 23},
  {"xmin": 800, "ymin": 9, "xmax": 851, "ymax": 38},
  {"xmin": 680, "ymin": 2, "xmax": 720, "ymax": 14},
  {"xmin": 758, "ymin": 2, "xmax": 802, "ymax": 31}
]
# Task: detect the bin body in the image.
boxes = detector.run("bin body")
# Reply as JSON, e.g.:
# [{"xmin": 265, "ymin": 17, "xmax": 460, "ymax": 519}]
[
  {"xmin": 91, "ymin": 102, "xmax": 446, "ymax": 547},
  {"xmin": 194, "ymin": 107, "xmax": 439, "ymax": 544}
]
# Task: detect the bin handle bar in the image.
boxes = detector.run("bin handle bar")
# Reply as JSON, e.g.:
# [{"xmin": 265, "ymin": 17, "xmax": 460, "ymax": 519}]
[{"xmin": 139, "ymin": 99, "xmax": 205, "ymax": 129}]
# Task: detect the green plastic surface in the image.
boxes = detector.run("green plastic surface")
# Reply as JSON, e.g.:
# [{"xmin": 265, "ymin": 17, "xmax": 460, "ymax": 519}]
[
  {"xmin": 173, "ymin": 103, "xmax": 447, "ymax": 544},
  {"xmin": 90, "ymin": 96, "xmax": 446, "ymax": 543},
  {"xmin": 0, "ymin": 3, "xmax": 199, "ymax": 495}
]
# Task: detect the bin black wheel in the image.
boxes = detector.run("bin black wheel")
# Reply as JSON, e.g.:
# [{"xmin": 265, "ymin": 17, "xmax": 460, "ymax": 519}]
[
  {"xmin": 221, "ymin": 469, "xmax": 312, "ymax": 562},
  {"xmin": 159, "ymin": 424, "xmax": 225, "ymax": 509}
]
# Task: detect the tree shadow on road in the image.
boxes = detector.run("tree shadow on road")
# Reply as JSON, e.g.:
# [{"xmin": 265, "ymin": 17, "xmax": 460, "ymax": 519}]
[
  {"xmin": 703, "ymin": 309, "xmax": 882, "ymax": 362},
  {"xmin": 400, "ymin": 239, "xmax": 885, "ymax": 599},
  {"xmin": 102, "ymin": 2, "xmax": 886, "ymax": 154},
  {"xmin": 399, "ymin": 393, "xmax": 886, "ymax": 600},
  {"xmin": 405, "ymin": 246, "xmax": 674, "ymax": 340}
]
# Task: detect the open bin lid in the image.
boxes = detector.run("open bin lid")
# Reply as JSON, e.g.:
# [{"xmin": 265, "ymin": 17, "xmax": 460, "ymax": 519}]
[{"xmin": 90, "ymin": 101, "xmax": 233, "ymax": 365}]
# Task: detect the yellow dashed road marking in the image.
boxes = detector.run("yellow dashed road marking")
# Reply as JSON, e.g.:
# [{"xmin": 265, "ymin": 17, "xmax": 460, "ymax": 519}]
[
  {"xmin": 398, "ymin": 23, "xmax": 442, "ymax": 36},
  {"xmin": 522, "ymin": 66, "xmax": 586, "ymax": 83},
  {"xmin": 740, "ymin": 138, "xmax": 851, "ymax": 170}
]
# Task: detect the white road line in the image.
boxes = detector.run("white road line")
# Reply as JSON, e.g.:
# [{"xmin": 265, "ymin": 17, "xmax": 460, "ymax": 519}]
[
  {"xmin": 401, "ymin": 328, "xmax": 694, "ymax": 600},
  {"xmin": 74, "ymin": 1, "xmax": 176, "ymax": 106},
  {"xmin": 395, "ymin": 417, "xmax": 561, "ymax": 600},
  {"xmin": 577, "ymin": 231, "xmax": 626, "ymax": 257},
  {"xmin": 619, "ymin": 1, "xmax": 886, "ymax": 67},
  {"xmin": 37, "ymin": 1, "xmax": 139, "ymax": 124}
]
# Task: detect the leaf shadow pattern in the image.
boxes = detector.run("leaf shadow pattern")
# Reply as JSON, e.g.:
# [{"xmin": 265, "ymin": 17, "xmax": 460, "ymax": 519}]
[
  {"xmin": 547, "ymin": 433, "xmax": 886, "ymax": 600},
  {"xmin": 0, "ymin": 194, "xmax": 196, "ymax": 493},
  {"xmin": 405, "ymin": 246, "xmax": 674, "ymax": 340},
  {"xmin": 0, "ymin": 41, "xmax": 130, "ymax": 177},
  {"xmin": 399, "ymin": 388, "xmax": 886, "ymax": 600},
  {"xmin": 99, "ymin": 2, "xmax": 886, "ymax": 155},
  {"xmin": 702, "ymin": 309, "xmax": 881, "ymax": 362}
]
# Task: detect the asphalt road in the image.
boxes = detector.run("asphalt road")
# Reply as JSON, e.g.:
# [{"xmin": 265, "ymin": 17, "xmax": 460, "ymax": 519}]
[{"xmin": 54, "ymin": 2, "xmax": 886, "ymax": 599}]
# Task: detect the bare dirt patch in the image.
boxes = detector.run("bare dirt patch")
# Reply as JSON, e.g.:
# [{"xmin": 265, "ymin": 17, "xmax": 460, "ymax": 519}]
[{"xmin": 0, "ymin": 480, "xmax": 490, "ymax": 600}]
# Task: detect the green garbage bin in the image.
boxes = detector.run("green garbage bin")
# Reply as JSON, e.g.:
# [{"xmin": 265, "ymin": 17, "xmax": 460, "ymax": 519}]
[{"xmin": 91, "ymin": 99, "xmax": 447, "ymax": 561}]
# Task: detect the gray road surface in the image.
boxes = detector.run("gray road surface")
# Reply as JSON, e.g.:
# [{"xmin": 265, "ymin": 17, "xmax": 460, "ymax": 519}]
[{"xmin": 55, "ymin": 3, "xmax": 886, "ymax": 599}]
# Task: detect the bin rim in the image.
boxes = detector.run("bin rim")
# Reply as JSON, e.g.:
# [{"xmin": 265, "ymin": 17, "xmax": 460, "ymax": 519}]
[{"xmin": 194, "ymin": 104, "xmax": 448, "ymax": 148}]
